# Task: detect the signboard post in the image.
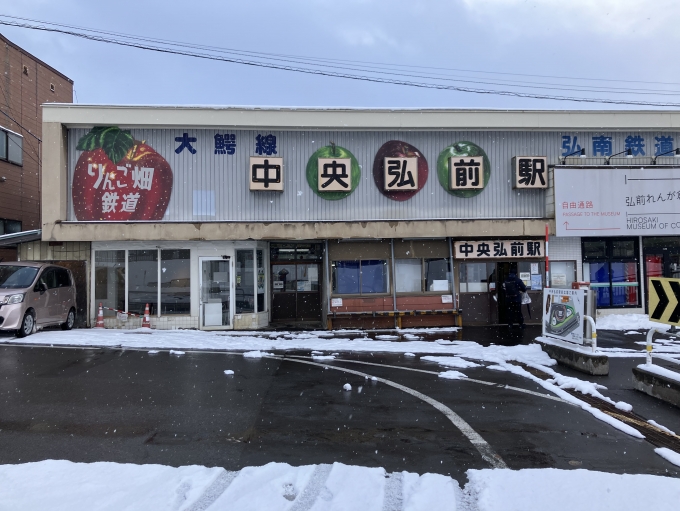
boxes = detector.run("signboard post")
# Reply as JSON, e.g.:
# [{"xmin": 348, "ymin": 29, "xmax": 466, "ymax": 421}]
[
  {"xmin": 542, "ymin": 288, "xmax": 585, "ymax": 344},
  {"xmin": 648, "ymin": 277, "xmax": 680, "ymax": 327}
]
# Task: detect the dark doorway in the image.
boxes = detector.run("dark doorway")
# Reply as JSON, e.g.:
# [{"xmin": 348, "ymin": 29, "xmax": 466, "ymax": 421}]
[
  {"xmin": 50, "ymin": 260, "xmax": 88, "ymax": 328},
  {"xmin": 495, "ymin": 262, "xmax": 516, "ymax": 324},
  {"xmin": 270, "ymin": 243, "xmax": 323, "ymax": 325}
]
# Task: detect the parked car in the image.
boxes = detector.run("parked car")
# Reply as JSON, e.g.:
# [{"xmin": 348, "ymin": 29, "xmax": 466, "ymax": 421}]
[{"xmin": 0, "ymin": 262, "xmax": 76, "ymax": 337}]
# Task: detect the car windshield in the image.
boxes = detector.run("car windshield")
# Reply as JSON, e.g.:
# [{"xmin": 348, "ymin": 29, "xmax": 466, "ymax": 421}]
[{"xmin": 0, "ymin": 266, "xmax": 39, "ymax": 289}]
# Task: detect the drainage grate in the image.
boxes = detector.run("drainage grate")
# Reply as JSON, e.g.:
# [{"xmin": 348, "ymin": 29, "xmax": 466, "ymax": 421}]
[{"xmin": 511, "ymin": 362, "xmax": 680, "ymax": 452}]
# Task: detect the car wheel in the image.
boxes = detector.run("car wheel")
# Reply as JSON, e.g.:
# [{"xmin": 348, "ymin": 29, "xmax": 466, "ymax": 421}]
[
  {"xmin": 16, "ymin": 312, "xmax": 35, "ymax": 338},
  {"xmin": 61, "ymin": 309, "xmax": 75, "ymax": 330}
]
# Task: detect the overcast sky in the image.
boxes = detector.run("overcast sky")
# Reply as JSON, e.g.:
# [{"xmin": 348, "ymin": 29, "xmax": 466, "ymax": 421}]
[{"xmin": 3, "ymin": 0, "xmax": 680, "ymax": 109}]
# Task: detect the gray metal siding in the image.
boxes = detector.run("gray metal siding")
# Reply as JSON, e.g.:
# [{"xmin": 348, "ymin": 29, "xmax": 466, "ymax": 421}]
[{"xmin": 67, "ymin": 129, "xmax": 672, "ymax": 223}]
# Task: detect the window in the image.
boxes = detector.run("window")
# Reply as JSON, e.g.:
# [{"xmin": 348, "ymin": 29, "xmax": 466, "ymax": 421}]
[
  {"xmin": 36, "ymin": 268, "xmax": 58, "ymax": 290},
  {"xmin": 396, "ymin": 259, "xmax": 421, "ymax": 292},
  {"xmin": 332, "ymin": 260, "xmax": 388, "ymax": 295},
  {"xmin": 160, "ymin": 249, "xmax": 190, "ymax": 315},
  {"xmin": 0, "ymin": 130, "xmax": 23, "ymax": 166},
  {"xmin": 459, "ymin": 263, "xmax": 495, "ymax": 292},
  {"xmin": 128, "ymin": 250, "xmax": 158, "ymax": 315},
  {"xmin": 236, "ymin": 249, "xmax": 254, "ymax": 313},
  {"xmin": 395, "ymin": 258, "xmax": 451, "ymax": 293},
  {"xmin": 55, "ymin": 268, "xmax": 71, "ymax": 288},
  {"xmin": 95, "ymin": 251, "xmax": 125, "ymax": 317},
  {"xmin": 425, "ymin": 258, "xmax": 451, "ymax": 292},
  {"xmin": 582, "ymin": 238, "xmax": 639, "ymax": 308},
  {"xmin": 0, "ymin": 266, "xmax": 38, "ymax": 289},
  {"xmin": 0, "ymin": 219, "xmax": 22, "ymax": 235},
  {"xmin": 95, "ymin": 248, "xmax": 193, "ymax": 317}
]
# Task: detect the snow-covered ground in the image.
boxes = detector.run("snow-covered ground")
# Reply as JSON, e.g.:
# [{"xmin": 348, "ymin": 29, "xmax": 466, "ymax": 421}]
[
  {"xmin": 1, "ymin": 460, "xmax": 678, "ymax": 511},
  {"xmin": 596, "ymin": 313, "xmax": 672, "ymax": 331}
]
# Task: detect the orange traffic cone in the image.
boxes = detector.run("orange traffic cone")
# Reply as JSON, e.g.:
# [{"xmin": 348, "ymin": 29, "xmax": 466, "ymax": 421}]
[
  {"xmin": 142, "ymin": 303, "xmax": 151, "ymax": 328},
  {"xmin": 95, "ymin": 302, "xmax": 105, "ymax": 328}
]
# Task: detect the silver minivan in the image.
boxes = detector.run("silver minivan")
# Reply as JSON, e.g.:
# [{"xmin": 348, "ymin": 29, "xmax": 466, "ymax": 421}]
[{"xmin": 0, "ymin": 262, "xmax": 77, "ymax": 337}]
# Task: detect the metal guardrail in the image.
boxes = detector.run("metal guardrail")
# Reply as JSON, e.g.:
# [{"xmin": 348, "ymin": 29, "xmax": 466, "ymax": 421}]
[
  {"xmin": 583, "ymin": 315, "xmax": 597, "ymax": 352},
  {"xmin": 645, "ymin": 327, "xmax": 670, "ymax": 366}
]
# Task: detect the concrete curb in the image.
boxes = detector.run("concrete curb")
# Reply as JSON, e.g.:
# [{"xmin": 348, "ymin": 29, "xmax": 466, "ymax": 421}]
[
  {"xmin": 632, "ymin": 366, "xmax": 680, "ymax": 409},
  {"xmin": 535, "ymin": 340, "xmax": 609, "ymax": 376}
]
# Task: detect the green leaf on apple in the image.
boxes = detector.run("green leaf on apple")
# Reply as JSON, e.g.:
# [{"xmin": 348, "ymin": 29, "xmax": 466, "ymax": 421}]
[
  {"xmin": 306, "ymin": 144, "xmax": 361, "ymax": 200},
  {"xmin": 100, "ymin": 127, "xmax": 134, "ymax": 164},
  {"xmin": 75, "ymin": 126, "xmax": 134, "ymax": 164},
  {"xmin": 75, "ymin": 126, "xmax": 108, "ymax": 152},
  {"xmin": 436, "ymin": 141, "xmax": 491, "ymax": 198}
]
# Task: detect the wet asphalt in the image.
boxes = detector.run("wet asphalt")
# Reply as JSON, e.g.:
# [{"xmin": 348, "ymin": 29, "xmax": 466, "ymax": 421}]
[{"xmin": 0, "ymin": 326, "xmax": 679, "ymax": 483}]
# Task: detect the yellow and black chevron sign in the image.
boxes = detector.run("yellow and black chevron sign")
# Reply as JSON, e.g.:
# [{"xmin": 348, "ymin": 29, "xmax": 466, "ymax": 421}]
[{"xmin": 648, "ymin": 277, "xmax": 680, "ymax": 326}]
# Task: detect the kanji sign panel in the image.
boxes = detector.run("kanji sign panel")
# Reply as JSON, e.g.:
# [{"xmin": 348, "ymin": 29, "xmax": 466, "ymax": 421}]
[
  {"xmin": 450, "ymin": 156, "xmax": 484, "ymax": 190},
  {"xmin": 555, "ymin": 167, "xmax": 680, "ymax": 237},
  {"xmin": 512, "ymin": 156, "xmax": 548, "ymax": 189},
  {"xmin": 648, "ymin": 277, "xmax": 680, "ymax": 326},
  {"xmin": 454, "ymin": 240, "xmax": 544, "ymax": 259},
  {"xmin": 542, "ymin": 288, "xmax": 584, "ymax": 344},
  {"xmin": 383, "ymin": 157, "xmax": 418, "ymax": 191},
  {"xmin": 249, "ymin": 157, "xmax": 283, "ymax": 191},
  {"xmin": 318, "ymin": 158, "xmax": 352, "ymax": 192}
]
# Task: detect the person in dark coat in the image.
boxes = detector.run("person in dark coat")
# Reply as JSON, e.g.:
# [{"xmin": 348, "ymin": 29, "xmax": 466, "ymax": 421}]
[{"xmin": 503, "ymin": 271, "xmax": 527, "ymax": 328}]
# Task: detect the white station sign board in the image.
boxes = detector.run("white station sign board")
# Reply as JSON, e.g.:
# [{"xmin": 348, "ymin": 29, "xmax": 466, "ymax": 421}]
[{"xmin": 554, "ymin": 167, "xmax": 680, "ymax": 237}]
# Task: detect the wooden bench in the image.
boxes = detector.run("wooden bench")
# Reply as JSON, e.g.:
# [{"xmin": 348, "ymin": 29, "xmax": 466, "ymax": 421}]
[{"xmin": 327, "ymin": 309, "xmax": 463, "ymax": 329}]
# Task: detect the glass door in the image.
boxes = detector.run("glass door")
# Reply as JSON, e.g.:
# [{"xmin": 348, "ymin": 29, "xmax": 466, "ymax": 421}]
[{"xmin": 200, "ymin": 257, "xmax": 232, "ymax": 329}]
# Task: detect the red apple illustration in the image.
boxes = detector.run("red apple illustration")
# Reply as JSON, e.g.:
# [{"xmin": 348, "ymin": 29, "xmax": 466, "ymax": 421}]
[
  {"xmin": 72, "ymin": 126, "xmax": 173, "ymax": 221},
  {"xmin": 372, "ymin": 140, "xmax": 428, "ymax": 201}
]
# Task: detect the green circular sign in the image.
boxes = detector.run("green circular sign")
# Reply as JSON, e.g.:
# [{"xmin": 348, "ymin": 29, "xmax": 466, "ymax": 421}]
[
  {"xmin": 437, "ymin": 141, "xmax": 491, "ymax": 198},
  {"xmin": 306, "ymin": 144, "xmax": 361, "ymax": 200}
]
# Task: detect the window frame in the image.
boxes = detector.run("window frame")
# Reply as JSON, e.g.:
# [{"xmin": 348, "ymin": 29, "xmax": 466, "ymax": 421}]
[
  {"xmin": 94, "ymin": 248, "xmax": 193, "ymax": 317},
  {"xmin": 581, "ymin": 237, "xmax": 640, "ymax": 308},
  {"xmin": 0, "ymin": 128, "xmax": 23, "ymax": 166},
  {"xmin": 331, "ymin": 259, "xmax": 390, "ymax": 296},
  {"xmin": 394, "ymin": 257, "xmax": 452, "ymax": 294}
]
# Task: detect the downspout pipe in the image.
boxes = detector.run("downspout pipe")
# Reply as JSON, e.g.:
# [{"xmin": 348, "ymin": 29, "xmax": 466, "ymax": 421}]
[{"xmin": 391, "ymin": 238, "xmax": 397, "ymax": 328}]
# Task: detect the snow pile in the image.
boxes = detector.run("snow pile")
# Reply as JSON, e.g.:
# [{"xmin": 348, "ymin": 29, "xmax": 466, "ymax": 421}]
[
  {"xmin": 596, "ymin": 314, "xmax": 670, "ymax": 331},
  {"xmin": 649, "ymin": 420, "xmax": 676, "ymax": 436},
  {"xmin": 404, "ymin": 352, "xmax": 416, "ymax": 357},
  {"xmin": 422, "ymin": 356, "xmax": 481, "ymax": 369},
  {"xmin": 2, "ymin": 460, "xmax": 680, "ymax": 511},
  {"xmin": 615, "ymin": 401, "xmax": 633, "ymax": 412},
  {"xmin": 312, "ymin": 355, "xmax": 335, "ymax": 361},
  {"xmin": 343, "ymin": 383, "xmax": 352, "ymax": 391},
  {"xmin": 147, "ymin": 350, "xmax": 159, "ymax": 354},
  {"xmin": 468, "ymin": 467, "xmax": 680, "ymax": 511},
  {"xmin": 637, "ymin": 363, "xmax": 680, "ymax": 384},
  {"xmin": 169, "ymin": 350, "xmax": 185, "ymax": 356},
  {"xmin": 0, "ymin": 460, "xmax": 222, "ymax": 511},
  {"xmin": 439, "ymin": 370, "xmax": 468, "ymax": 380},
  {"xmin": 243, "ymin": 350, "xmax": 271, "ymax": 359},
  {"xmin": 224, "ymin": 370, "xmax": 234, "ymax": 375},
  {"xmin": 655, "ymin": 448, "xmax": 680, "ymax": 468}
]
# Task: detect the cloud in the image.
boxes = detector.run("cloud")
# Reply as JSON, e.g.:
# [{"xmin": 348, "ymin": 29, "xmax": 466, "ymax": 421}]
[
  {"xmin": 337, "ymin": 27, "xmax": 400, "ymax": 49},
  {"xmin": 461, "ymin": 0, "xmax": 680, "ymax": 38}
]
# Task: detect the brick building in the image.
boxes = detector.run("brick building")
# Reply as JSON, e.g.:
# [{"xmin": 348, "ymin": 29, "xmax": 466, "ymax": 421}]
[{"xmin": 0, "ymin": 33, "xmax": 73, "ymax": 261}]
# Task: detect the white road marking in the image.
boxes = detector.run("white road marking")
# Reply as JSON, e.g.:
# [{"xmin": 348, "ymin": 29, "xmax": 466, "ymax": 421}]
[
  {"xmin": 273, "ymin": 355, "xmax": 508, "ymax": 469},
  {"xmin": 286, "ymin": 355, "xmax": 568, "ymax": 404}
]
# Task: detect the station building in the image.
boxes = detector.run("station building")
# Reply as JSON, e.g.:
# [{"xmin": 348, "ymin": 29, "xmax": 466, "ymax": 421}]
[{"xmin": 25, "ymin": 106, "xmax": 680, "ymax": 330}]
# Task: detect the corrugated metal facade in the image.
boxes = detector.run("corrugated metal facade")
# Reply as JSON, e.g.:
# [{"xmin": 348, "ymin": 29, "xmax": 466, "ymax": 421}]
[{"xmin": 67, "ymin": 128, "xmax": 672, "ymax": 223}]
